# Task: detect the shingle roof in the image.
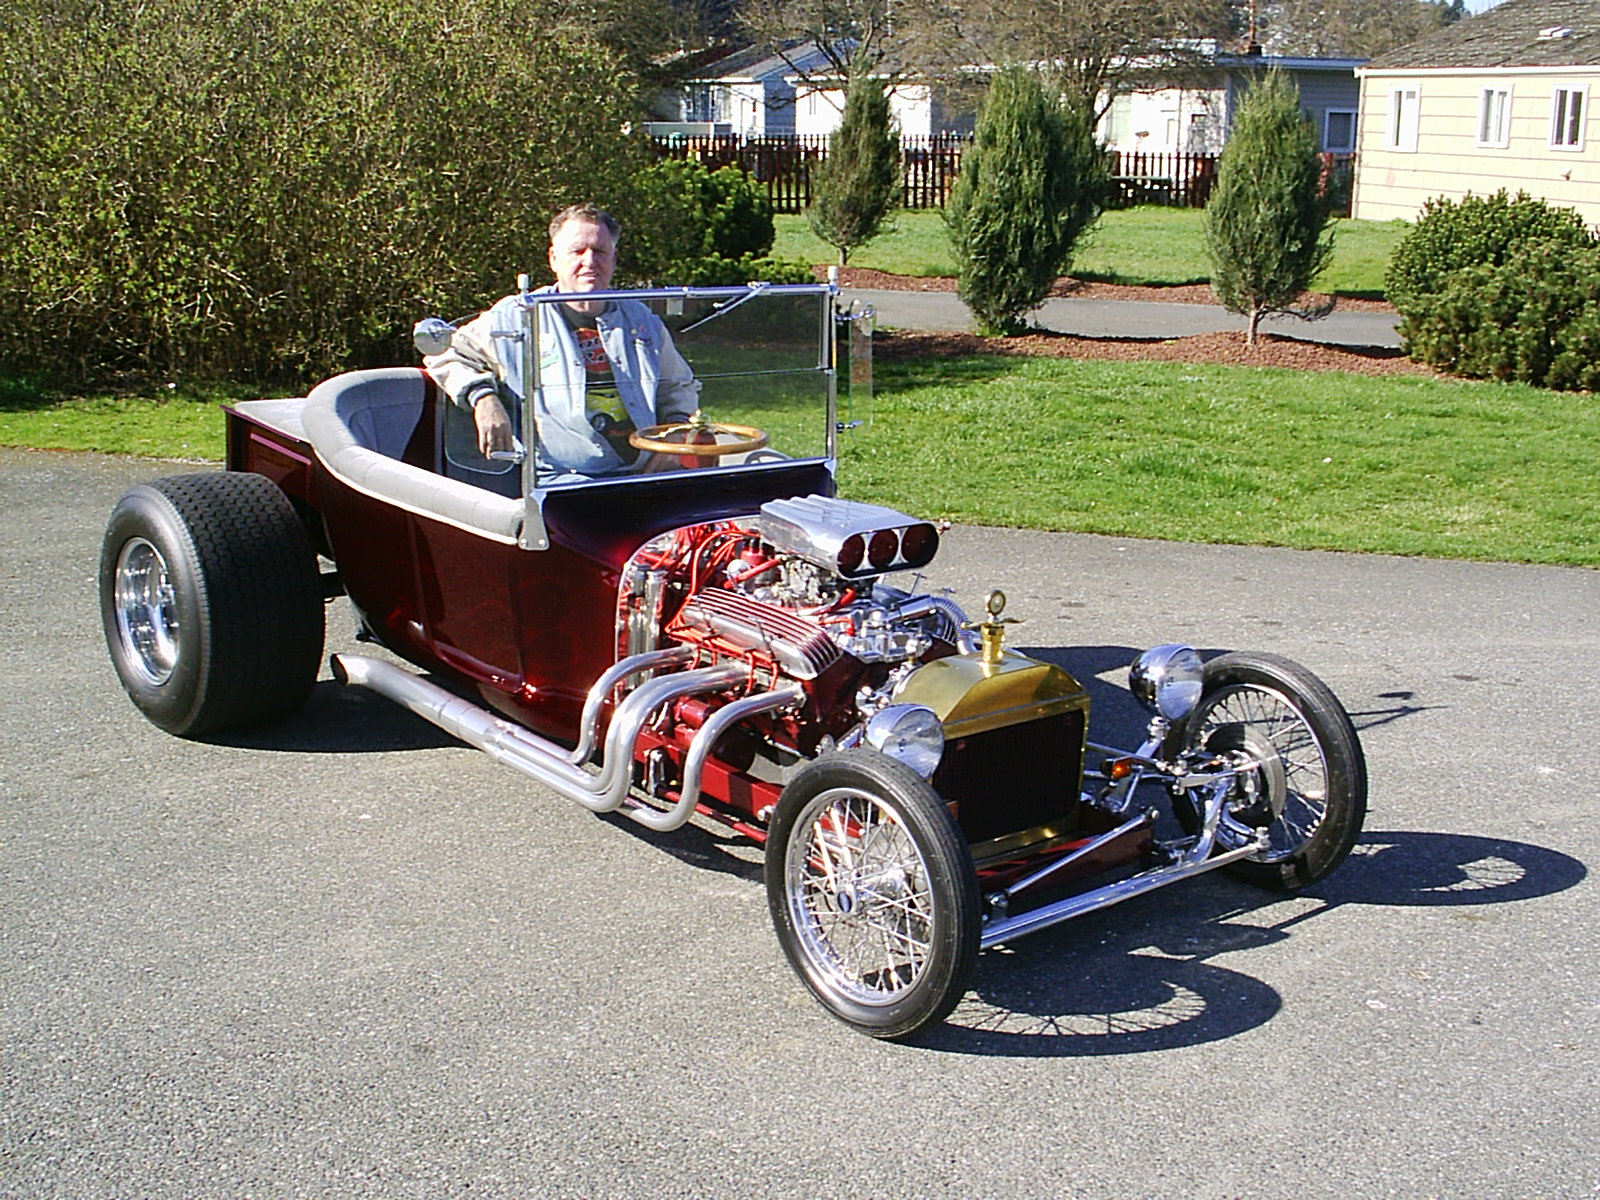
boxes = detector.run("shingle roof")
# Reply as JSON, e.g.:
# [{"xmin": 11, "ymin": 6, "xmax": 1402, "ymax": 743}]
[
  {"xmin": 1364, "ymin": 0, "xmax": 1600, "ymax": 69},
  {"xmin": 693, "ymin": 41, "xmax": 831, "ymax": 81}
]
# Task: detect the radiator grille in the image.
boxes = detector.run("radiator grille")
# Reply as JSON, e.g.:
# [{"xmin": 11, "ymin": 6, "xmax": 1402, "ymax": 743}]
[{"xmin": 933, "ymin": 709, "xmax": 1087, "ymax": 843}]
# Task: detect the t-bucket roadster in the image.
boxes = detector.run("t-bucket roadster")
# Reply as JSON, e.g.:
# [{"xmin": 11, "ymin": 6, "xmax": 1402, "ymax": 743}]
[{"xmin": 100, "ymin": 283, "xmax": 1367, "ymax": 1039}]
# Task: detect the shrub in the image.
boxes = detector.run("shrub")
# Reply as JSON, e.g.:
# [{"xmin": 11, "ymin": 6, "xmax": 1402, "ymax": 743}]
[
  {"xmin": 947, "ymin": 66, "xmax": 1108, "ymax": 336},
  {"xmin": 0, "ymin": 0, "xmax": 650, "ymax": 385},
  {"xmin": 1402, "ymin": 238, "xmax": 1600, "ymax": 391},
  {"xmin": 1202, "ymin": 69, "xmax": 1334, "ymax": 345},
  {"xmin": 1385, "ymin": 191, "xmax": 1595, "ymax": 313},
  {"xmin": 1386, "ymin": 192, "xmax": 1600, "ymax": 389},
  {"xmin": 622, "ymin": 158, "xmax": 809, "ymax": 285},
  {"xmin": 806, "ymin": 72, "xmax": 900, "ymax": 266}
]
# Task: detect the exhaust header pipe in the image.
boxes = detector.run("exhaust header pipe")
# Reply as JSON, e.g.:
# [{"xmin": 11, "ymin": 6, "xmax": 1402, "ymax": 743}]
[{"xmin": 330, "ymin": 652, "xmax": 801, "ymax": 832}]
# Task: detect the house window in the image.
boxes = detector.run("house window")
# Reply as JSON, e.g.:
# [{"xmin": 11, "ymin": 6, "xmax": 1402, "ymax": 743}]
[
  {"xmin": 1324, "ymin": 109, "xmax": 1356, "ymax": 152},
  {"xmin": 1477, "ymin": 87, "xmax": 1511, "ymax": 147},
  {"xmin": 684, "ymin": 84, "xmax": 716, "ymax": 123},
  {"xmin": 1103, "ymin": 95, "xmax": 1132, "ymax": 146},
  {"xmin": 1387, "ymin": 86, "xmax": 1419, "ymax": 152},
  {"xmin": 1551, "ymin": 86, "xmax": 1587, "ymax": 149}
]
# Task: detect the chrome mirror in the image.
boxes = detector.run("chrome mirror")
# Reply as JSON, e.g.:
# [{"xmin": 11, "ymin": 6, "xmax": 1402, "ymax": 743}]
[{"xmin": 412, "ymin": 317, "xmax": 455, "ymax": 357}]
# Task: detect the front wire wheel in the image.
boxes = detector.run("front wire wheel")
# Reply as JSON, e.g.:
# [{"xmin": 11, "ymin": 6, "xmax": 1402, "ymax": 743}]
[
  {"xmin": 767, "ymin": 752, "xmax": 979, "ymax": 1040},
  {"xmin": 1168, "ymin": 652, "xmax": 1367, "ymax": 891}
]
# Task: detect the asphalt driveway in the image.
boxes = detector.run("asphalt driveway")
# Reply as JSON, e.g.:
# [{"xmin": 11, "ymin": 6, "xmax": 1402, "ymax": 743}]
[{"xmin": 3, "ymin": 447, "xmax": 1595, "ymax": 1199}]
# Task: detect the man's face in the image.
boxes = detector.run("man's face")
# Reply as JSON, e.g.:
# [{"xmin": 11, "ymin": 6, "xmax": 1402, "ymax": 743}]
[{"xmin": 548, "ymin": 218, "xmax": 617, "ymax": 296}]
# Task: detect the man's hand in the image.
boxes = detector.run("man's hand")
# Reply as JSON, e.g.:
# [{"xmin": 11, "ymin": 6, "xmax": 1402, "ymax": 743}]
[{"xmin": 473, "ymin": 393, "xmax": 515, "ymax": 456}]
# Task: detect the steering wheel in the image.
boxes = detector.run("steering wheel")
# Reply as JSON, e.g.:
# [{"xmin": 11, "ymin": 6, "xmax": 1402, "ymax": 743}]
[{"xmin": 630, "ymin": 412, "xmax": 768, "ymax": 460}]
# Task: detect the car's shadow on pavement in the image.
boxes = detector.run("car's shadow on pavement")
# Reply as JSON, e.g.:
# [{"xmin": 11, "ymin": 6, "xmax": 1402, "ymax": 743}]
[
  {"xmin": 215, "ymin": 647, "xmax": 1586, "ymax": 1060},
  {"xmin": 599, "ymin": 809, "xmax": 768, "ymax": 882},
  {"xmin": 923, "ymin": 829, "xmax": 1586, "ymax": 1058},
  {"xmin": 1019, "ymin": 643, "xmax": 1440, "ymax": 750},
  {"xmin": 211, "ymin": 676, "xmax": 489, "ymax": 754}
]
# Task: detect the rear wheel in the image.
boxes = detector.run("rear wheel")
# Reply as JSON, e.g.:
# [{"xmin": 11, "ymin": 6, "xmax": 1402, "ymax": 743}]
[
  {"xmin": 99, "ymin": 472, "xmax": 324, "ymax": 737},
  {"xmin": 1167, "ymin": 652, "xmax": 1367, "ymax": 890},
  {"xmin": 766, "ymin": 751, "xmax": 979, "ymax": 1040}
]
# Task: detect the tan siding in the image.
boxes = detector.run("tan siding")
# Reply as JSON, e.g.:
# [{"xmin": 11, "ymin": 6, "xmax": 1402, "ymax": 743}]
[{"xmin": 1354, "ymin": 70, "xmax": 1600, "ymax": 226}]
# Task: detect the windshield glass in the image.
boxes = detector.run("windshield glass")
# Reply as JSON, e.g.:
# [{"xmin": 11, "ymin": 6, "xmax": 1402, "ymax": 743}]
[{"xmin": 511, "ymin": 284, "xmax": 839, "ymax": 489}]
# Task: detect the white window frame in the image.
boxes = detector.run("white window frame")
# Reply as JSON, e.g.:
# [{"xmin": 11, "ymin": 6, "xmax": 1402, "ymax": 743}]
[
  {"xmin": 1550, "ymin": 85, "xmax": 1587, "ymax": 150},
  {"xmin": 1387, "ymin": 86, "xmax": 1420, "ymax": 152},
  {"xmin": 1324, "ymin": 108, "xmax": 1357, "ymax": 153},
  {"xmin": 1477, "ymin": 86, "xmax": 1511, "ymax": 147}
]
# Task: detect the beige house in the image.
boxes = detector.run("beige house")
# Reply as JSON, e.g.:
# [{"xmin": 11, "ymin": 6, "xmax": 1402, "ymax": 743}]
[{"xmin": 1352, "ymin": 0, "xmax": 1599, "ymax": 225}]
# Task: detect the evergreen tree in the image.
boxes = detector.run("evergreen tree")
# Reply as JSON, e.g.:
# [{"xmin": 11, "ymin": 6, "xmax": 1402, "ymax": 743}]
[
  {"xmin": 946, "ymin": 67, "xmax": 1107, "ymax": 336},
  {"xmin": 1202, "ymin": 68, "xmax": 1334, "ymax": 345},
  {"xmin": 806, "ymin": 71, "xmax": 900, "ymax": 267}
]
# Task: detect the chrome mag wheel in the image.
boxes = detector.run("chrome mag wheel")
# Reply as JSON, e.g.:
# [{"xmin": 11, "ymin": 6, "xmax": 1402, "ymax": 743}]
[{"xmin": 113, "ymin": 536, "xmax": 180, "ymax": 686}]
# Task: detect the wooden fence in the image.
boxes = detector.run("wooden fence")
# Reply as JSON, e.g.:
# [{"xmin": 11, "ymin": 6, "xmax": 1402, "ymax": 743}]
[
  {"xmin": 650, "ymin": 135, "xmax": 1357, "ymax": 217},
  {"xmin": 650, "ymin": 134, "xmax": 968, "ymax": 213}
]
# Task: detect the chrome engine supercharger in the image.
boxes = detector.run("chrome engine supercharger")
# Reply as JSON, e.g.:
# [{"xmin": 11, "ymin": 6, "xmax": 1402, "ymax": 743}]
[{"xmin": 618, "ymin": 495, "xmax": 970, "ymax": 700}]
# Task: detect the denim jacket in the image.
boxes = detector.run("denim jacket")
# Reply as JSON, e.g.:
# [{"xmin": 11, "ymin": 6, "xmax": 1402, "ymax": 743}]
[{"xmin": 427, "ymin": 287, "xmax": 700, "ymax": 479}]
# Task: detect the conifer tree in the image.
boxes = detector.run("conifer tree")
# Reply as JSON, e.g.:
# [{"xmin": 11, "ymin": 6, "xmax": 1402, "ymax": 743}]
[
  {"xmin": 806, "ymin": 71, "xmax": 900, "ymax": 267},
  {"xmin": 946, "ymin": 66, "xmax": 1107, "ymax": 336},
  {"xmin": 1202, "ymin": 69, "xmax": 1335, "ymax": 345}
]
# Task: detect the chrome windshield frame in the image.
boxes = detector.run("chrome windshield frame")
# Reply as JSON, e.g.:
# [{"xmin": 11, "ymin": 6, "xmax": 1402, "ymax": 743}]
[{"xmin": 510, "ymin": 283, "xmax": 841, "ymax": 551}]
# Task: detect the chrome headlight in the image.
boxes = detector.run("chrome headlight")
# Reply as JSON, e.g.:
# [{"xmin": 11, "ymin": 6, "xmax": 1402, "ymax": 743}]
[
  {"xmin": 1129, "ymin": 644, "xmax": 1205, "ymax": 721},
  {"xmin": 864, "ymin": 703, "xmax": 945, "ymax": 778}
]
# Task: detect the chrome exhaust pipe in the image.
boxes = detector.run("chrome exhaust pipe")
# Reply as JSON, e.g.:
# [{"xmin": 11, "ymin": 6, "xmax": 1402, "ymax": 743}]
[
  {"xmin": 331, "ymin": 653, "xmax": 748, "ymax": 818},
  {"xmin": 569, "ymin": 645, "xmax": 696, "ymax": 765},
  {"xmin": 627, "ymin": 680, "xmax": 806, "ymax": 831}
]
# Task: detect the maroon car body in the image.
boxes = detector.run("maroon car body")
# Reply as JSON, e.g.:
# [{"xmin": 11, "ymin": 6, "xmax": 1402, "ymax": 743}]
[{"xmin": 101, "ymin": 284, "xmax": 1368, "ymax": 1038}]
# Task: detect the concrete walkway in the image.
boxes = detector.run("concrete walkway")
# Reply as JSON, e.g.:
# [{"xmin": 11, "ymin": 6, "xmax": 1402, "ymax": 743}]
[{"xmin": 843, "ymin": 286, "xmax": 1402, "ymax": 348}]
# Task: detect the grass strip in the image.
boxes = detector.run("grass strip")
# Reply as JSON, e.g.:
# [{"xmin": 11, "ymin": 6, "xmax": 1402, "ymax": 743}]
[
  {"xmin": 840, "ymin": 356, "xmax": 1598, "ymax": 566},
  {"xmin": 774, "ymin": 207, "xmax": 1408, "ymax": 297},
  {"xmin": 5, "ymin": 356, "xmax": 1594, "ymax": 566}
]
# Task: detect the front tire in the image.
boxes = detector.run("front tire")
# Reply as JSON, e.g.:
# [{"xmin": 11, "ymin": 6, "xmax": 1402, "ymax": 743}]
[
  {"xmin": 99, "ymin": 472, "xmax": 324, "ymax": 737},
  {"xmin": 1166, "ymin": 652, "xmax": 1367, "ymax": 890},
  {"xmin": 766, "ymin": 751, "xmax": 980, "ymax": 1040}
]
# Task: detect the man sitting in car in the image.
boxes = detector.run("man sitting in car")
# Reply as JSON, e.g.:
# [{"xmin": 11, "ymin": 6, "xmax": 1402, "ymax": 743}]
[{"xmin": 423, "ymin": 202, "xmax": 700, "ymax": 481}]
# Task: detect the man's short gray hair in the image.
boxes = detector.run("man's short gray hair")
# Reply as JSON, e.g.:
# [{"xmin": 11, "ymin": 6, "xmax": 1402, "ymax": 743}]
[{"xmin": 549, "ymin": 203, "xmax": 621, "ymax": 244}]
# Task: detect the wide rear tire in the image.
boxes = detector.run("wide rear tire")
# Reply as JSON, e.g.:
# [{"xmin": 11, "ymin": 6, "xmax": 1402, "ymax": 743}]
[
  {"xmin": 99, "ymin": 472, "xmax": 324, "ymax": 737},
  {"xmin": 1166, "ymin": 652, "xmax": 1367, "ymax": 890},
  {"xmin": 767, "ymin": 751, "xmax": 980, "ymax": 1040}
]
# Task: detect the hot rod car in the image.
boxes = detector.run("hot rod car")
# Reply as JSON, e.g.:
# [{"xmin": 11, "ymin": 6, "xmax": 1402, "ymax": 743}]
[{"xmin": 100, "ymin": 283, "xmax": 1367, "ymax": 1039}]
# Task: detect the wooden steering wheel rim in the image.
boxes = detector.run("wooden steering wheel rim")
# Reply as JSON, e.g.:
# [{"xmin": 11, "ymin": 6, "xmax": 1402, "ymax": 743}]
[{"xmin": 629, "ymin": 420, "xmax": 769, "ymax": 457}]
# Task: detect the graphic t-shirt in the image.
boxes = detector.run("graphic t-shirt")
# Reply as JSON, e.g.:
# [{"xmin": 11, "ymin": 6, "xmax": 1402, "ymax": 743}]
[{"xmin": 560, "ymin": 304, "xmax": 636, "ymax": 462}]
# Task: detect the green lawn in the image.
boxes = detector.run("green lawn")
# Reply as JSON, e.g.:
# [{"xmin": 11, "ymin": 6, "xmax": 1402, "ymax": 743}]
[
  {"xmin": 6, "ymin": 352, "xmax": 1595, "ymax": 567},
  {"xmin": 774, "ymin": 207, "xmax": 1408, "ymax": 298},
  {"xmin": 840, "ymin": 356, "xmax": 1598, "ymax": 566},
  {"xmin": 0, "ymin": 376, "xmax": 259, "ymax": 461}
]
